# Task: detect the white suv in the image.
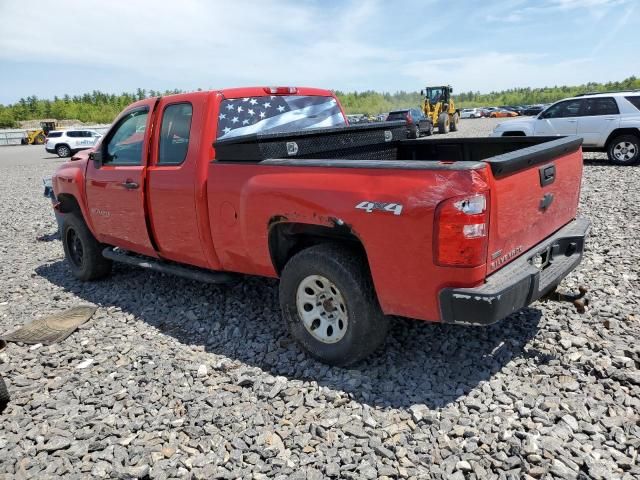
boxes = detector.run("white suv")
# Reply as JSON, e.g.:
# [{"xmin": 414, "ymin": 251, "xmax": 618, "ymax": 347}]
[
  {"xmin": 45, "ymin": 129, "xmax": 103, "ymax": 158},
  {"xmin": 460, "ymin": 108, "xmax": 482, "ymax": 119},
  {"xmin": 491, "ymin": 92, "xmax": 640, "ymax": 165}
]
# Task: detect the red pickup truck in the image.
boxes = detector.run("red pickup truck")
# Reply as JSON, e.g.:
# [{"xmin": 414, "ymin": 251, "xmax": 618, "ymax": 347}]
[{"xmin": 51, "ymin": 86, "xmax": 589, "ymax": 366}]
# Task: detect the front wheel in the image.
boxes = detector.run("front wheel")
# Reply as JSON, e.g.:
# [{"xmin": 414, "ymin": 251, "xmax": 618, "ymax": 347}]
[
  {"xmin": 438, "ymin": 112, "xmax": 450, "ymax": 134},
  {"xmin": 62, "ymin": 213, "xmax": 112, "ymax": 281},
  {"xmin": 0, "ymin": 376, "xmax": 9, "ymax": 411},
  {"xmin": 56, "ymin": 144, "xmax": 71, "ymax": 158},
  {"xmin": 607, "ymin": 135, "xmax": 639, "ymax": 165},
  {"xmin": 279, "ymin": 243, "xmax": 389, "ymax": 367}
]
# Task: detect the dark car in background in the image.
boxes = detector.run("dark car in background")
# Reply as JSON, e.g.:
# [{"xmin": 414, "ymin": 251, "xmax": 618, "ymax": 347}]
[
  {"xmin": 522, "ymin": 105, "xmax": 546, "ymax": 116},
  {"xmin": 386, "ymin": 108, "xmax": 433, "ymax": 138}
]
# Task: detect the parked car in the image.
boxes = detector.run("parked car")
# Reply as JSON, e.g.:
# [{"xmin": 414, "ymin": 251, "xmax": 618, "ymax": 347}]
[
  {"xmin": 45, "ymin": 129, "xmax": 103, "ymax": 158},
  {"xmin": 386, "ymin": 108, "xmax": 433, "ymax": 138},
  {"xmin": 460, "ymin": 108, "xmax": 482, "ymax": 119},
  {"xmin": 521, "ymin": 105, "xmax": 545, "ymax": 116},
  {"xmin": 498, "ymin": 106, "xmax": 522, "ymax": 115},
  {"xmin": 489, "ymin": 109, "xmax": 519, "ymax": 118},
  {"xmin": 491, "ymin": 91, "xmax": 640, "ymax": 165},
  {"xmin": 481, "ymin": 107, "xmax": 499, "ymax": 117},
  {"xmin": 49, "ymin": 86, "xmax": 589, "ymax": 366}
]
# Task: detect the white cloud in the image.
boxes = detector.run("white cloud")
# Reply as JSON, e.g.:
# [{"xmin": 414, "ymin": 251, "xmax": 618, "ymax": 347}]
[
  {"xmin": 0, "ymin": 0, "xmax": 387, "ymax": 89},
  {"xmin": 516, "ymin": 0, "xmax": 631, "ymax": 19},
  {"xmin": 402, "ymin": 52, "xmax": 607, "ymax": 93},
  {"xmin": 0, "ymin": 0, "xmax": 636, "ymax": 100}
]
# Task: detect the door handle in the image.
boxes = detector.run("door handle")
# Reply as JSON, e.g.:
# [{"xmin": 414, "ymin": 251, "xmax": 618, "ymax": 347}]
[
  {"xmin": 539, "ymin": 164, "xmax": 556, "ymax": 187},
  {"xmin": 567, "ymin": 119, "xmax": 577, "ymax": 123},
  {"xmin": 121, "ymin": 180, "xmax": 139, "ymax": 189}
]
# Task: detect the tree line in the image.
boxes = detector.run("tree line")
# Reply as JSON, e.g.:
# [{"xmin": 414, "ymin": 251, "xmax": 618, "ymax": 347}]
[{"xmin": 1, "ymin": 77, "xmax": 638, "ymax": 128}]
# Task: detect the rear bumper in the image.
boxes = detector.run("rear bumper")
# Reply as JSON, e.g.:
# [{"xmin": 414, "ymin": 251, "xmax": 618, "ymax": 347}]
[
  {"xmin": 45, "ymin": 147, "xmax": 56, "ymax": 154},
  {"xmin": 439, "ymin": 216, "xmax": 590, "ymax": 325}
]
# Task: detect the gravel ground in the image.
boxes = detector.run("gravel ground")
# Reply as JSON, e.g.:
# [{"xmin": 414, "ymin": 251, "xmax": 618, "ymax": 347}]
[{"xmin": 0, "ymin": 120, "xmax": 638, "ymax": 479}]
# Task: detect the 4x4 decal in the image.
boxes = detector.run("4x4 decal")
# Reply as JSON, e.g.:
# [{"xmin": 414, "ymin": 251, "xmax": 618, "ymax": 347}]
[{"xmin": 355, "ymin": 201, "xmax": 403, "ymax": 216}]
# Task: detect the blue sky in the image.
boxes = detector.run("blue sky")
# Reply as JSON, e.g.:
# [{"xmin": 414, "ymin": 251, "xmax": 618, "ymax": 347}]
[{"xmin": 0, "ymin": 0, "xmax": 637, "ymax": 105}]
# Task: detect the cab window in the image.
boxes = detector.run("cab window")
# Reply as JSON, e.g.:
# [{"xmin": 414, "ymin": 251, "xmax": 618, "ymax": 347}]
[
  {"xmin": 104, "ymin": 109, "xmax": 149, "ymax": 165},
  {"xmin": 158, "ymin": 103, "xmax": 193, "ymax": 165},
  {"xmin": 541, "ymin": 99, "xmax": 584, "ymax": 119}
]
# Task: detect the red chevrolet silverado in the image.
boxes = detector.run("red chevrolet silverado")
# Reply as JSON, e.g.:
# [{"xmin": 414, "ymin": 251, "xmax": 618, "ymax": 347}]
[{"xmin": 51, "ymin": 86, "xmax": 589, "ymax": 366}]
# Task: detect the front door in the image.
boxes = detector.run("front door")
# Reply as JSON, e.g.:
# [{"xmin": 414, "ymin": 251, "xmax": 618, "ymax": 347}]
[
  {"xmin": 85, "ymin": 101, "xmax": 156, "ymax": 256},
  {"xmin": 534, "ymin": 99, "xmax": 583, "ymax": 137}
]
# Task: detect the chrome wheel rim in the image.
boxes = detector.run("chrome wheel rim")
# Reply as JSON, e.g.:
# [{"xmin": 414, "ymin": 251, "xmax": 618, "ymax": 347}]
[
  {"xmin": 296, "ymin": 275, "xmax": 348, "ymax": 344},
  {"xmin": 613, "ymin": 141, "xmax": 637, "ymax": 162},
  {"xmin": 59, "ymin": 146, "xmax": 69, "ymax": 156}
]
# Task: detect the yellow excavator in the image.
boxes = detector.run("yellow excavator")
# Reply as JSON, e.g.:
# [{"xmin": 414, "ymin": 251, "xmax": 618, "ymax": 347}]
[
  {"xmin": 21, "ymin": 121, "xmax": 57, "ymax": 145},
  {"xmin": 421, "ymin": 85, "xmax": 460, "ymax": 134}
]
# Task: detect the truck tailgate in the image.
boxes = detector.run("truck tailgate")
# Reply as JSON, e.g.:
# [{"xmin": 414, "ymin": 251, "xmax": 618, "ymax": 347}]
[{"xmin": 484, "ymin": 137, "xmax": 583, "ymax": 274}]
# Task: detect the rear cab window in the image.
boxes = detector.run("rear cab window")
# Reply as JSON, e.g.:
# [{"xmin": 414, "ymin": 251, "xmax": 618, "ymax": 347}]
[
  {"xmin": 216, "ymin": 95, "xmax": 345, "ymax": 140},
  {"xmin": 158, "ymin": 103, "xmax": 193, "ymax": 165}
]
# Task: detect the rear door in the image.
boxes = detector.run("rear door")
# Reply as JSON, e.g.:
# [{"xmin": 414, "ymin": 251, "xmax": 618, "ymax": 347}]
[
  {"xmin": 577, "ymin": 97, "xmax": 620, "ymax": 146},
  {"xmin": 146, "ymin": 95, "xmax": 211, "ymax": 268},
  {"xmin": 533, "ymin": 99, "xmax": 583, "ymax": 136},
  {"xmin": 66, "ymin": 131, "xmax": 82, "ymax": 150},
  {"xmin": 485, "ymin": 138, "xmax": 583, "ymax": 274},
  {"xmin": 85, "ymin": 101, "xmax": 156, "ymax": 256}
]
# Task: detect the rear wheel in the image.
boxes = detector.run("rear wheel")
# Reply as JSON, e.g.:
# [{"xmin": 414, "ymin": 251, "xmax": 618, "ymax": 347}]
[
  {"xmin": 279, "ymin": 243, "xmax": 389, "ymax": 367},
  {"xmin": 425, "ymin": 122, "xmax": 434, "ymax": 136},
  {"xmin": 438, "ymin": 112, "xmax": 450, "ymax": 134},
  {"xmin": 56, "ymin": 144, "xmax": 71, "ymax": 158},
  {"xmin": 607, "ymin": 135, "xmax": 639, "ymax": 165},
  {"xmin": 62, "ymin": 213, "xmax": 112, "ymax": 281},
  {"xmin": 414, "ymin": 124, "xmax": 421, "ymax": 138},
  {"xmin": 34, "ymin": 133, "xmax": 46, "ymax": 145},
  {"xmin": 450, "ymin": 113, "xmax": 459, "ymax": 132}
]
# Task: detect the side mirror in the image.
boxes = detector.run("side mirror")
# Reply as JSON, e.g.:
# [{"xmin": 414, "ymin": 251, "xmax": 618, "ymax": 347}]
[
  {"xmin": 449, "ymin": 87, "xmax": 453, "ymax": 93},
  {"xmin": 420, "ymin": 90, "xmax": 424, "ymax": 96},
  {"xmin": 89, "ymin": 150, "xmax": 103, "ymax": 168}
]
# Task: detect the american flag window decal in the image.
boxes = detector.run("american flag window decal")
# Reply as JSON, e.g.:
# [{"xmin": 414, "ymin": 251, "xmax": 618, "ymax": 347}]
[{"xmin": 216, "ymin": 95, "xmax": 346, "ymax": 140}]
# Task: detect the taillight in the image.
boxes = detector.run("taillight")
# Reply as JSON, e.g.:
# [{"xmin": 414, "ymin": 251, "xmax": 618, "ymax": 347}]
[
  {"xmin": 435, "ymin": 193, "xmax": 489, "ymax": 267},
  {"xmin": 264, "ymin": 86, "xmax": 298, "ymax": 95},
  {"xmin": 405, "ymin": 112, "xmax": 413, "ymax": 124}
]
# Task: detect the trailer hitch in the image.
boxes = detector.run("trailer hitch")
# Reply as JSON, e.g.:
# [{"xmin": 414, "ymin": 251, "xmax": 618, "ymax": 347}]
[{"xmin": 543, "ymin": 286, "xmax": 589, "ymax": 313}]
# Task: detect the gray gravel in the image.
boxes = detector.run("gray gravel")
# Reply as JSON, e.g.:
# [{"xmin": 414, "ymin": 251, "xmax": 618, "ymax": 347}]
[{"xmin": 1, "ymin": 121, "xmax": 638, "ymax": 479}]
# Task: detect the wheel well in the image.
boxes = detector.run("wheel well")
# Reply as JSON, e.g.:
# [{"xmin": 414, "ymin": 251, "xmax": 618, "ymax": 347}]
[
  {"xmin": 605, "ymin": 128, "xmax": 640, "ymax": 148},
  {"xmin": 268, "ymin": 221, "xmax": 365, "ymax": 275},
  {"xmin": 56, "ymin": 193, "xmax": 81, "ymax": 214},
  {"xmin": 502, "ymin": 131, "xmax": 526, "ymax": 136}
]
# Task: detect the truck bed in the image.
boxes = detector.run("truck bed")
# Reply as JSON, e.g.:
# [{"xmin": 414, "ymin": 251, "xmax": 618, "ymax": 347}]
[
  {"xmin": 213, "ymin": 122, "xmax": 584, "ymax": 289},
  {"xmin": 214, "ymin": 121, "xmax": 582, "ymax": 176}
]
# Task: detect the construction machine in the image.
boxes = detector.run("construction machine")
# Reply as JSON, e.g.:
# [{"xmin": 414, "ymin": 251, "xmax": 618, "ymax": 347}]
[
  {"xmin": 421, "ymin": 86, "xmax": 460, "ymax": 134},
  {"xmin": 21, "ymin": 121, "xmax": 58, "ymax": 145}
]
